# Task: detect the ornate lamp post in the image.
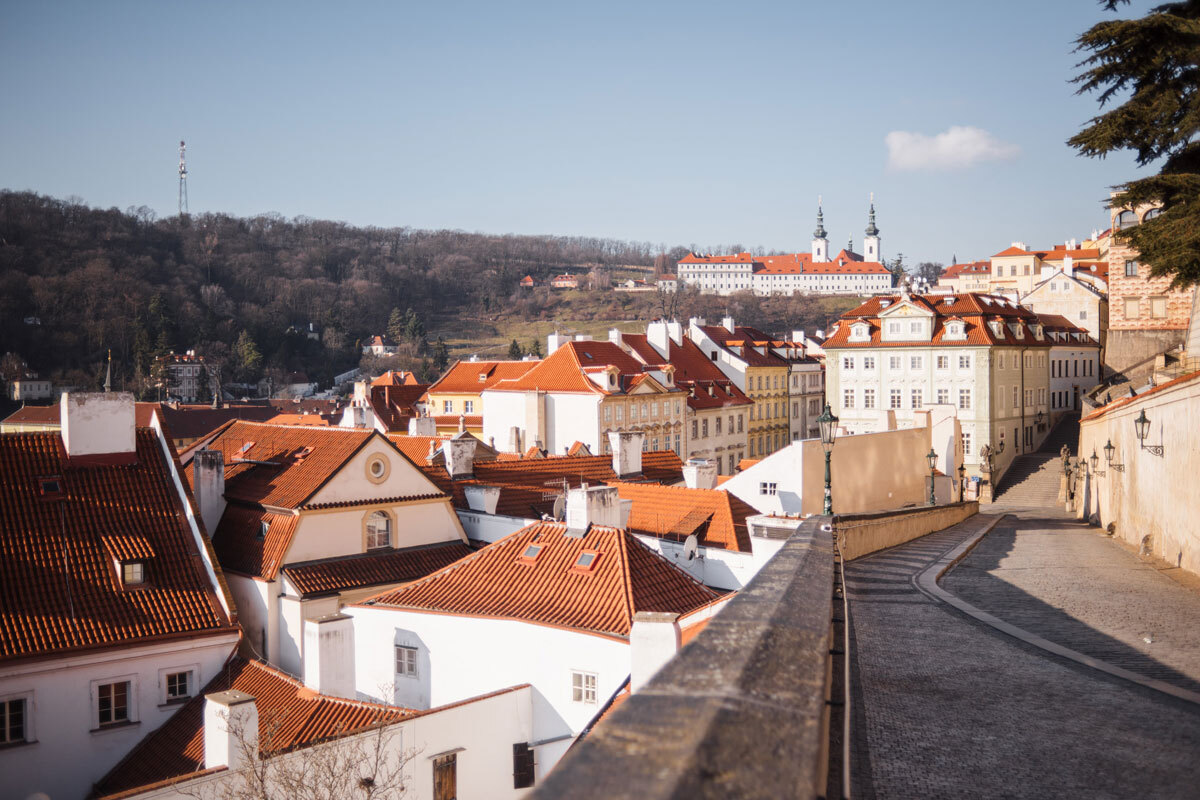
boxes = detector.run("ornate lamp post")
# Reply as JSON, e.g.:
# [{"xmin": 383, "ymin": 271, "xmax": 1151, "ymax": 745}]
[
  {"xmin": 1104, "ymin": 438, "xmax": 1125, "ymax": 472},
  {"xmin": 1089, "ymin": 448, "xmax": 1105, "ymax": 478},
  {"xmin": 927, "ymin": 448, "xmax": 939, "ymax": 506},
  {"xmin": 957, "ymin": 462, "xmax": 966, "ymax": 501},
  {"xmin": 817, "ymin": 403, "xmax": 839, "ymax": 515}
]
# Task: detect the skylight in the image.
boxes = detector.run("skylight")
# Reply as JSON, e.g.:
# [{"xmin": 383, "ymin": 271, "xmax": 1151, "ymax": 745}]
[
  {"xmin": 572, "ymin": 551, "xmax": 600, "ymax": 572},
  {"xmin": 519, "ymin": 543, "xmax": 543, "ymax": 562}
]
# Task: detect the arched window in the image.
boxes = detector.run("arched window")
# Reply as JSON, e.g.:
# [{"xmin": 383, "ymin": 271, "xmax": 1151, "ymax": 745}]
[
  {"xmin": 365, "ymin": 511, "xmax": 391, "ymax": 550},
  {"xmin": 1116, "ymin": 210, "xmax": 1138, "ymax": 230},
  {"xmin": 1142, "ymin": 207, "xmax": 1161, "ymax": 222}
]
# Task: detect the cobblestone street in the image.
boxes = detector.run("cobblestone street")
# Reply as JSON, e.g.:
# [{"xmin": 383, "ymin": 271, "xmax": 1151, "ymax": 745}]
[{"xmin": 848, "ymin": 513, "xmax": 1200, "ymax": 799}]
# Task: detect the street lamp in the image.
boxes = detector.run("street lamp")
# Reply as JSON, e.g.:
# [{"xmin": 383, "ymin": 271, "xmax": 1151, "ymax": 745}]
[
  {"xmin": 817, "ymin": 403, "xmax": 839, "ymax": 515},
  {"xmin": 1104, "ymin": 438, "xmax": 1125, "ymax": 472},
  {"xmin": 1133, "ymin": 409, "xmax": 1163, "ymax": 455},
  {"xmin": 957, "ymin": 462, "xmax": 966, "ymax": 501},
  {"xmin": 1089, "ymin": 448, "xmax": 1104, "ymax": 478},
  {"xmin": 927, "ymin": 448, "xmax": 939, "ymax": 506}
]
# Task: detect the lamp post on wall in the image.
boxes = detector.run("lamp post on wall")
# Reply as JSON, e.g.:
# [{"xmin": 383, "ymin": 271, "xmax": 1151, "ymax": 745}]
[
  {"xmin": 1104, "ymin": 438, "xmax": 1125, "ymax": 472},
  {"xmin": 958, "ymin": 462, "xmax": 966, "ymax": 502},
  {"xmin": 927, "ymin": 448, "xmax": 939, "ymax": 506},
  {"xmin": 817, "ymin": 404, "xmax": 839, "ymax": 515},
  {"xmin": 1089, "ymin": 448, "xmax": 1105, "ymax": 478},
  {"xmin": 1133, "ymin": 409, "xmax": 1164, "ymax": 456}
]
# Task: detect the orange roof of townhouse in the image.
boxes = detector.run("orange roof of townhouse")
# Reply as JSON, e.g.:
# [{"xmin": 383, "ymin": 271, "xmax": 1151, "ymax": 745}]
[
  {"xmin": 488, "ymin": 340, "xmax": 673, "ymax": 395},
  {"xmin": 618, "ymin": 333, "xmax": 758, "ymax": 410},
  {"xmin": 388, "ymin": 434, "xmax": 452, "ymax": 465},
  {"xmin": 426, "ymin": 360, "xmax": 540, "ymax": 394},
  {"xmin": 699, "ymin": 324, "xmax": 792, "ymax": 368},
  {"xmin": 822, "ymin": 292, "xmax": 1055, "ymax": 350},
  {"xmin": 941, "ymin": 260, "xmax": 991, "ymax": 278},
  {"xmin": 678, "ymin": 252, "xmax": 757, "ymax": 264},
  {"xmin": 371, "ymin": 369, "xmax": 422, "ymax": 387},
  {"xmin": 267, "ymin": 412, "xmax": 334, "ymax": 426},
  {"xmin": 281, "ymin": 542, "xmax": 476, "ymax": 597},
  {"xmin": 615, "ymin": 483, "xmax": 757, "ymax": 552},
  {"xmin": 0, "ymin": 429, "xmax": 236, "ymax": 663},
  {"xmin": 1082, "ymin": 369, "xmax": 1200, "ymax": 422},
  {"xmin": 367, "ymin": 383, "xmax": 429, "ymax": 433},
  {"xmin": 992, "ymin": 245, "xmax": 1033, "ymax": 257},
  {"xmin": 93, "ymin": 657, "xmax": 412, "ymax": 799},
  {"xmin": 360, "ymin": 521, "xmax": 720, "ymax": 638},
  {"xmin": 0, "ymin": 404, "xmax": 59, "ymax": 426}
]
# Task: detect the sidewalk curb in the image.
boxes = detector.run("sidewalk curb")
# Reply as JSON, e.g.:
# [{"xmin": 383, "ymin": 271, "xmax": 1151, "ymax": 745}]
[{"xmin": 912, "ymin": 514, "xmax": 1200, "ymax": 707}]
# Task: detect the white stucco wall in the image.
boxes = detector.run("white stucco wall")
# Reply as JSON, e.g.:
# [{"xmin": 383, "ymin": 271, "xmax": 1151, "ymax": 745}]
[
  {"xmin": 0, "ymin": 634, "xmax": 238, "ymax": 800},
  {"xmin": 285, "ymin": 500, "xmax": 466, "ymax": 566},
  {"xmin": 456, "ymin": 509, "xmax": 534, "ymax": 543},
  {"xmin": 543, "ymin": 393, "xmax": 602, "ymax": 453},
  {"xmin": 347, "ymin": 607, "xmax": 630, "ymax": 761},
  {"xmin": 308, "ymin": 437, "xmax": 445, "ymax": 504}
]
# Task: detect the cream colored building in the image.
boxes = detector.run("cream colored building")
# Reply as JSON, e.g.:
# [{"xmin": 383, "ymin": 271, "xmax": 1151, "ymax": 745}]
[
  {"xmin": 1020, "ymin": 269, "xmax": 1109, "ymax": 350},
  {"xmin": 822, "ymin": 292, "xmax": 1053, "ymax": 477}
]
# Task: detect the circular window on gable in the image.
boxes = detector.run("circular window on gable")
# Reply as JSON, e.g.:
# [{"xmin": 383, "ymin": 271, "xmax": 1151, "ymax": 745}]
[{"xmin": 366, "ymin": 455, "xmax": 390, "ymax": 484}]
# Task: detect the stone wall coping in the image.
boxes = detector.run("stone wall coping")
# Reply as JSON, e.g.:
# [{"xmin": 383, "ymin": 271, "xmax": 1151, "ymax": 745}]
[{"xmin": 833, "ymin": 501, "xmax": 978, "ymax": 525}]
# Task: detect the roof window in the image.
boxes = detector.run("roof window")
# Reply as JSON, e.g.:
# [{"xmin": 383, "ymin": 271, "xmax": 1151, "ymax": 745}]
[
  {"xmin": 239, "ymin": 441, "xmax": 255, "ymax": 455},
  {"xmin": 879, "ymin": 300, "xmax": 891, "ymax": 309},
  {"xmin": 38, "ymin": 476, "xmax": 63, "ymax": 498},
  {"xmin": 258, "ymin": 520, "xmax": 269, "ymax": 541},
  {"xmin": 121, "ymin": 560, "xmax": 146, "ymax": 587},
  {"xmin": 519, "ymin": 543, "xmax": 543, "ymax": 563},
  {"xmin": 571, "ymin": 551, "xmax": 601, "ymax": 573}
]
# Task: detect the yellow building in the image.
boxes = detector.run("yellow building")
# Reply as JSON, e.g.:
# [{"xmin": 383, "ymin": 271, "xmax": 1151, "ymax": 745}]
[{"xmin": 424, "ymin": 359, "xmax": 540, "ymax": 436}]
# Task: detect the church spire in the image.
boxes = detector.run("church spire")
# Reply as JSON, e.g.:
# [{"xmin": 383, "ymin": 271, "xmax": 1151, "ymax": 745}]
[
  {"xmin": 813, "ymin": 200, "xmax": 827, "ymax": 239},
  {"xmin": 863, "ymin": 192, "xmax": 881, "ymax": 262},
  {"xmin": 865, "ymin": 194, "xmax": 879, "ymax": 237},
  {"xmin": 811, "ymin": 197, "xmax": 829, "ymax": 262},
  {"xmin": 847, "ymin": 234, "xmax": 854, "ymax": 253}
]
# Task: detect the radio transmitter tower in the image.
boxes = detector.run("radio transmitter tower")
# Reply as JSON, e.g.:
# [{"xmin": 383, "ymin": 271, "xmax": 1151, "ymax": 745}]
[{"xmin": 178, "ymin": 140, "xmax": 189, "ymax": 217}]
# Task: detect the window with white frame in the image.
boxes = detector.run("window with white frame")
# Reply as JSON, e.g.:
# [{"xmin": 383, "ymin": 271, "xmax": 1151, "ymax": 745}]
[
  {"xmin": 843, "ymin": 389, "xmax": 855, "ymax": 409},
  {"xmin": 1125, "ymin": 259, "xmax": 1138, "ymax": 277},
  {"xmin": 911, "ymin": 389, "xmax": 923, "ymax": 409},
  {"xmin": 164, "ymin": 670, "xmax": 192, "ymax": 703},
  {"xmin": 936, "ymin": 355, "xmax": 949, "ymax": 369},
  {"xmin": 122, "ymin": 561, "xmax": 145, "ymax": 586},
  {"xmin": 959, "ymin": 389, "xmax": 972, "ymax": 410},
  {"xmin": 890, "ymin": 389, "xmax": 902, "ymax": 409},
  {"xmin": 572, "ymin": 671, "xmax": 597, "ymax": 704},
  {"xmin": 442, "ymin": 400, "xmax": 453, "ymax": 413},
  {"xmin": 759, "ymin": 482, "xmax": 777, "ymax": 496},
  {"xmin": 842, "ymin": 356, "xmax": 854, "ymax": 370},
  {"xmin": 863, "ymin": 356, "xmax": 876, "ymax": 369},
  {"xmin": 366, "ymin": 511, "xmax": 391, "ymax": 550},
  {"xmin": 889, "ymin": 356, "xmax": 901, "ymax": 370},
  {"xmin": 997, "ymin": 354, "xmax": 1005, "ymax": 369},
  {"xmin": 395, "ymin": 645, "xmax": 418, "ymax": 678},
  {"xmin": 1012, "ymin": 386, "xmax": 1018, "ymax": 407},
  {"xmin": 910, "ymin": 356, "xmax": 922, "ymax": 370},
  {"xmin": 96, "ymin": 680, "xmax": 131, "ymax": 727},
  {"xmin": 962, "ymin": 432, "xmax": 972, "ymax": 455},
  {"xmin": 463, "ymin": 400, "xmax": 474, "ymax": 413},
  {"xmin": 1, "ymin": 696, "xmax": 29, "ymax": 744},
  {"xmin": 936, "ymin": 388, "xmax": 949, "ymax": 405},
  {"xmin": 863, "ymin": 388, "xmax": 876, "ymax": 409},
  {"xmin": 1025, "ymin": 389, "xmax": 1033, "ymax": 408}
]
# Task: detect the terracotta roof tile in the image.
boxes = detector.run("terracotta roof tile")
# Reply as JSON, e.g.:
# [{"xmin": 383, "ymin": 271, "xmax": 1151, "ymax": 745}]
[
  {"xmin": 616, "ymin": 483, "xmax": 756, "ymax": 552},
  {"xmin": 426, "ymin": 360, "xmax": 540, "ymax": 394},
  {"xmin": 362, "ymin": 522, "xmax": 719, "ymax": 638},
  {"xmin": 489, "ymin": 341, "xmax": 654, "ymax": 395},
  {"xmin": 282, "ymin": 542, "xmax": 475, "ymax": 597},
  {"xmin": 93, "ymin": 657, "xmax": 411, "ymax": 798},
  {"xmin": 371, "ymin": 370, "xmax": 422, "ymax": 387},
  {"xmin": 0, "ymin": 429, "xmax": 235, "ymax": 662},
  {"xmin": 188, "ymin": 422, "xmax": 376, "ymax": 508},
  {"xmin": 388, "ymin": 434, "xmax": 451, "ymax": 465},
  {"xmin": 211, "ymin": 504, "xmax": 299, "ymax": 579},
  {"xmin": 0, "ymin": 404, "xmax": 59, "ymax": 426}
]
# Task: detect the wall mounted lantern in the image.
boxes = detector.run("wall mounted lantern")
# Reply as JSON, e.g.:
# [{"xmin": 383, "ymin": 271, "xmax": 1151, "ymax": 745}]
[
  {"xmin": 1104, "ymin": 438, "xmax": 1125, "ymax": 472},
  {"xmin": 1133, "ymin": 409, "xmax": 1163, "ymax": 456}
]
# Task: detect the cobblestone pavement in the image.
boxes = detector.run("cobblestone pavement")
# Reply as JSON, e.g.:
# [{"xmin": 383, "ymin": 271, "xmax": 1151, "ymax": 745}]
[
  {"xmin": 848, "ymin": 514, "xmax": 1200, "ymax": 800},
  {"xmin": 945, "ymin": 503, "xmax": 1200, "ymax": 695}
]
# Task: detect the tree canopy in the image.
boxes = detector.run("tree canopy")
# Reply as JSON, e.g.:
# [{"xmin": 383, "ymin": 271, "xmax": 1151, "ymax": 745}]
[{"xmin": 1070, "ymin": 0, "xmax": 1200, "ymax": 287}]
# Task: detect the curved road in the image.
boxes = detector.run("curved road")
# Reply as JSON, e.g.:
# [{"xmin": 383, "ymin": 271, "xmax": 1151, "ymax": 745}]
[{"xmin": 847, "ymin": 510, "xmax": 1200, "ymax": 799}]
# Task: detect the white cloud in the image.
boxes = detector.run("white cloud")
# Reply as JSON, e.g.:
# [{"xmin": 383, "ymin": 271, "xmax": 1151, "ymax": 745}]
[{"xmin": 885, "ymin": 126, "xmax": 1020, "ymax": 171}]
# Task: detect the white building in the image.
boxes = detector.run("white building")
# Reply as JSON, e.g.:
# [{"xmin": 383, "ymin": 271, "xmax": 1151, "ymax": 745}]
[
  {"xmin": 822, "ymin": 291, "xmax": 1055, "ymax": 478},
  {"xmin": 1040, "ymin": 314, "xmax": 1102, "ymax": 420},
  {"xmin": 0, "ymin": 393, "xmax": 240, "ymax": 800},
  {"xmin": 183, "ymin": 420, "xmax": 472, "ymax": 676},
  {"xmin": 346, "ymin": 486, "xmax": 720, "ymax": 775},
  {"xmin": 676, "ymin": 204, "xmax": 893, "ymax": 296}
]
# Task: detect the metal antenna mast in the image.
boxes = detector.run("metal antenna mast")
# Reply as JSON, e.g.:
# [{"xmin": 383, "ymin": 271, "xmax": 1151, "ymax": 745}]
[{"xmin": 178, "ymin": 140, "xmax": 189, "ymax": 217}]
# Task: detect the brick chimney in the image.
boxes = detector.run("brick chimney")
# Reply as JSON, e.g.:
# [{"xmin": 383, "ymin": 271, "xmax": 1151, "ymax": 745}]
[
  {"xmin": 683, "ymin": 459, "xmax": 718, "ymax": 490},
  {"xmin": 407, "ymin": 416, "xmax": 436, "ymax": 436},
  {"xmin": 608, "ymin": 431, "xmax": 644, "ymax": 478},
  {"xmin": 193, "ymin": 449, "xmax": 226, "ymax": 533},
  {"xmin": 60, "ymin": 392, "xmax": 137, "ymax": 465},
  {"xmin": 630, "ymin": 611, "xmax": 681, "ymax": 692},
  {"xmin": 445, "ymin": 435, "xmax": 477, "ymax": 479},
  {"xmin": 204, "ymin": 690, "xmax": 258, "ymax": 770},
  {"xmin": 302, "ymin": 613, "xmax": 356, "ymax": 700}
]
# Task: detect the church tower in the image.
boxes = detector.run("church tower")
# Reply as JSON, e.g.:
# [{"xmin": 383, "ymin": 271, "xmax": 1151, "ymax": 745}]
[
  {"xmin": 811, "ymin": 202, "xmax": 828, "ymax": 262},
  {"xmin": 864, "ymin": 196, "xmax": 881, "ymax": 262}
]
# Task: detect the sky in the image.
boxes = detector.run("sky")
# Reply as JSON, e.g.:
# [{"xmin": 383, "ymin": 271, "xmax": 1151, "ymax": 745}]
[{"xmin": 0, "ymin": 0, "xmax": 1159, "ymax": 266}]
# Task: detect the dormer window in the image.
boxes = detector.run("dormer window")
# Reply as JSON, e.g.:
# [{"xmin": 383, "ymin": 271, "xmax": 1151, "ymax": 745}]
[
  {"xmin": 38, "ymin": 476, "xmax": 63, "ymax": 498},
  {"xmin": 258, "ymin": 520, "xmax": 269, "ymax": 541},
  {"xmin": 479, "ymin": 373, "xmax": 488, "ymax": 382},
  {"xmin": 944, "ymin": 321, "xmax": 966, "ymax": 340},
  {"xmin": 989, "ymin": 320, "xmax": 1004, "ymax": 338},
  {"xmin": 122, "ymin": 561, "xmax": 145, "ymax": 586},
  {"xmin": 850, "ymin": 322, "xmax": 870, "ymax": 342},
  {"xmin": 944, "ymin": 296, "xmax": 956, "ymax": 305},
  {"xmin": 879, "ymin": 300, "xmax": 892, "ymax": 309}
]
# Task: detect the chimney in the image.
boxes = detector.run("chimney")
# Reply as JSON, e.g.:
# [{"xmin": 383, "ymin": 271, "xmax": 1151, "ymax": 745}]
[
  {"xmin": 60, "ymin": 392, "xmax": 137, "ymax": 465},
  {"xmin": 647, "ymin": 321, "xmax": 671, "ymax": 356},
  {"xmin": 608, "ymin": 328, "xmax": 623, "ymax": 348},
  {"xmin": 546, "ymin": 332, "xmax": 568, "ymax": 355},
  {"xmin": 508, "ymin": 426, "xmax": 523, "ymax": 454},
  {"xmin": 722, "ymin": 316, "xmax": 736, "ymax": 333},
  {"xmin": 193, "ymin": 449, "xmax": 227, "ymax": 533},
  {"xmin": 1063, "ymin": 255, "xmax": 1074, "ymax": 273},
  {"xmin": 303, "ymin": 613, "xmax": 356, "ymax": 700},
  {"xmin": 353, "ymin": 380, "xmax": 369, "ymax": 404},
  {"xmin": 407, "ymin": 416, "xmax": 436, "ymax": 437},
  {"xmin": 630, "ymin": 611, "xmax": 681, "ymax": 692},
  {"xmin": 682, "ymin": 459, "xmax": 718, "ymax": 490},
  {"xmin": 565, "ymin": 485, "xmax": 623, "ymax": 532},
  {"xmin": 608, "ymin": 430, "xmax": 644, "ymax": 478},
  {"xmin": 204, "ymin": 690, "xmax": 258, "ymax": 770},
  {"xmin": 667, "ymin": 321, "xmax": 683, "ymax": 346},
  {"xmin": 464, "ymin": 484, "xmax": 500, "ymax": 515},
  {"xmin": 446, "ymin": 435, "xmax": 477, "ymax": 479}
]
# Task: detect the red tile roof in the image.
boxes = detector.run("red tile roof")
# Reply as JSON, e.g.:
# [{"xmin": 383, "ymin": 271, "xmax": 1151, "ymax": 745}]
[
  {"xmin": 368, "ymin": 383, "xmax": 429, "ymax": 432},
  {"xmin": 361, "ymin": 522, "xmax": 719, "ymax": 638},
  {"xmin": 388, "ymin": 434, "xmax": 451, "ymax": 465},
  {"xmin": 0, "ymin": 404, "xmax": 59, "ymax": 426},
  {"xmin": 620, "ymin": 334, "xmax": 755, "ymax": 410},
  {"xmin": 93, "ymin": 657, "xmax": 411, "ymax": 798},
  {"xmin": 187, "ymin": 422, "xmax": 377, "ymax": 508},
  {"xmin": 680, "ymin": 251, "xmax": 890, "ymax": 275},
  {"xmin": 489, "ymin": 340, "xmax": 663, "ymax": 395},
  {"xmin": 1082, "ymin": 369, "xmax": 1200, "ymax": 422},
  {"xmin": 149, "ymin": 404, "xmax": 284, "ymax": 441},
  {"xmin": 267, "ymin": 413, "xmax": 334, "ymax": 426},
  {"xmin": 940, "ymin": 260, "xmax": 991, "ymax": 279},
  {"xmin": 427, "ymin": 360, "xmax": 540, "ymax": 394},
  {"xmin": 678, "ymin": 252, "xmax": 757, "ymax": 264},
  {"xmin": 616, "ymin": 483, "xmax": 756, "ymax": 552},
  {"xmin": 0, "ymin": 429, "xmax": 236, "ymax": 662},
  {"xmin": 822, "ymin": 292, "xmax": 1054, "ymax": 350},
  {"xmin": 371, "ymin": 370, "xmax": 422, "ymax": 387},
  {"xmin": 211, "ymin": 504, "xmax": 300, "ymax": 580},
  {"xmin": 699, "ymin": 324, "xmax": 790, "ymax": 367},
  {"xmin": 282, "ymin": 542, "xmax": 475, "ymax": 597}
]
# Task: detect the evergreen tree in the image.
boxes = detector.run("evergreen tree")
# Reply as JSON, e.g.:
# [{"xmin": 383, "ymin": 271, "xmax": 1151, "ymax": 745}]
[
  {"xmin": 508, "ymin": 339, "xmax": 523, "ymax": 359},
  {"xmin": 529, "ymin": 338, "xmax": 543, "ymax": 357},
  {"xmin": 386, "ymin": 307, "xmax": 405, "ymax": 343},
  {"xmin": 403, "ymin": 307, "xmax": 425, "ymax": 341},
  {"xmin": 887, "ymin": 253, "xmax": 907, "ymax": 287},
  {"xmin": 233, "ymin": 330, "xmax": 263, "ymax": 382},
  {"xmin": 433, "ymin": 336, "xmax": 449, "ymax": 372},
  {"xmin": 1070, "ymin": 0, "xmax": 1200, "ymax": 287}
]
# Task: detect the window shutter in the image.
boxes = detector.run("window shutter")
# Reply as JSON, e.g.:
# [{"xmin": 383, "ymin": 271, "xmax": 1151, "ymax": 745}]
[{"xmin": 513, "ymin": 742, "xmax": 536, "ymax": 788}]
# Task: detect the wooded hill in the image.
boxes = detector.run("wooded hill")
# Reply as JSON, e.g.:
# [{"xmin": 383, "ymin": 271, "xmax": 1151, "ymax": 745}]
[{"xmin": 0, "ymin": 191, "xmax": 857, "ymax": 394}]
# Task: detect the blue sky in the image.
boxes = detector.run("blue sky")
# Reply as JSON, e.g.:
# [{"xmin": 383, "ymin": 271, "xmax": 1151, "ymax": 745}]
[{"xmin": 0, "ymin": 0, "xmax": 1157, "ymax": 265}]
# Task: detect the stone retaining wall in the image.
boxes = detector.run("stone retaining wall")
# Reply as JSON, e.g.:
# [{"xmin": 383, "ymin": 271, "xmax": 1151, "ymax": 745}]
[{"xmin": 836, "ymin": 502, "xmax": 979, "ymax": 561}]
